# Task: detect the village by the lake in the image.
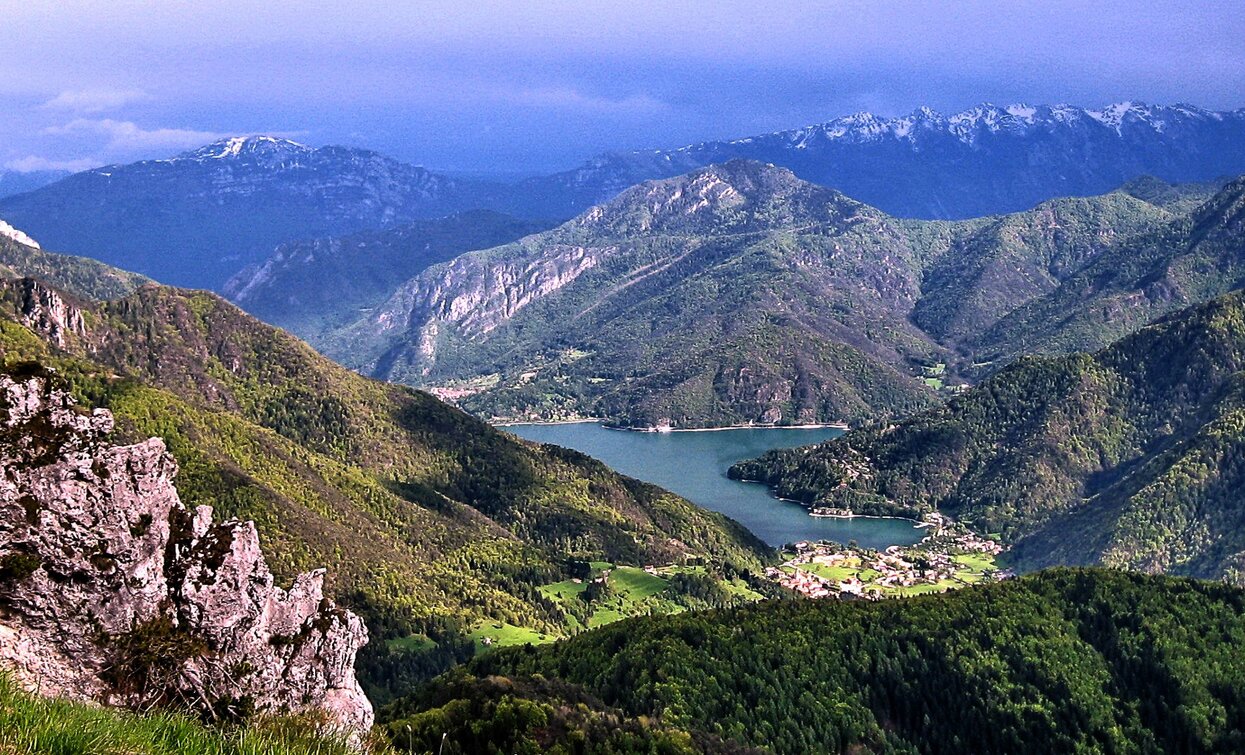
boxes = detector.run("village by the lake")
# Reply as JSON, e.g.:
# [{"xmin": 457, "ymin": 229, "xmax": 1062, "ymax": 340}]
[{"xmin": 768, "ymin": 513, "xmax": 1012, "ymax": 600}]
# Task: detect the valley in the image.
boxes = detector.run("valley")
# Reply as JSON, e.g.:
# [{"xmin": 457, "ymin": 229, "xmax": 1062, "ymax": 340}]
[
  {"xmin": 3, "ymin": 153, "xmax": 1244, "ymax": 751},
  {"xmin": 0, "ymin": 233, "xmax": 778, "ymax": 707},
  {"xmin": 1, "ymin": 15, "xmax": 1244, "ymax": 747}
]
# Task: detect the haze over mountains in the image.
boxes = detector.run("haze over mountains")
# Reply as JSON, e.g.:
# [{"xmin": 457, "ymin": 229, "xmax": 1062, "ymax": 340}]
[
  {"xmin": 2, "ymin": 101, "xmax": 1244, "ymax": 292},
  {"xmin": 1, "ymin": 102, "xmax": 1241, "ymax": 430},
  {"xmin": 0, "ymin": 136, "xmax": 516, "ymax": 289},
  {"xmin": 0, "ymin": 169, "xmax": 67, "ymax": 200},
  {"xmin": 225, "ymin": 210, "xmax": 552, "ymax": 339}
]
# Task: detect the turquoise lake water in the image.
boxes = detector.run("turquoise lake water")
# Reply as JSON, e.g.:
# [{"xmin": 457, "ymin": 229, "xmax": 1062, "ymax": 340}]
[{"xmin": 503, "ymin": 423, "xmax": 924, "ymax": 549}]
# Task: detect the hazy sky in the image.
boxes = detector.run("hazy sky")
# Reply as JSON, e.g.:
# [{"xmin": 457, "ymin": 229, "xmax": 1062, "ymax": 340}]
[{"xmin": 4, "ymin": 1, "xmax": 1244, "ymax": 175}]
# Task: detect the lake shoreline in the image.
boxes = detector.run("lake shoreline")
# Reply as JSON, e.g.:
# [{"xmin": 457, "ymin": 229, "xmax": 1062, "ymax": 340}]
[
  {"xmin": 503, "ymin": 421, "xmax": 922, "ymax": 549},
  {"xmin": 611, "ymin": 422, "xmax": 850, "ymax": 433},
  {"xmin": 496, "ymin": 419, "xmax": 849, "ymax": 432},
  {"xmin": 494, "ymin": 418, "xmax": 602, "ymax": 428},
  {"xmin": 736, "ymin": 479, "xmax": 925, "ymax": 529},
  {"xmin": 809, "ymin": 512, "xmax": 929, "ymax": 525}
]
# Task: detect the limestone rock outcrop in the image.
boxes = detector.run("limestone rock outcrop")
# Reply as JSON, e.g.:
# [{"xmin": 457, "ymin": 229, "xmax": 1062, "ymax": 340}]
[{"xmin": 0, "ymin": 370, "xmax": 373, "ymax": 738}]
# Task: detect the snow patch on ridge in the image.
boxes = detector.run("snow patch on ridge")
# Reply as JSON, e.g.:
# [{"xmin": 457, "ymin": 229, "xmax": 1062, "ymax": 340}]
[
  {"xmin": 1005, "ymin": 104, "xmax": 1037, "ymax": 121},
  {"xmin": 0, "ymin": 219, "xmax": 39, "ymax": 248},
  {"xmin": 712, "ymin": 102, "xmax": 1223, "ymax": 153},
  {"xmin": 1087, "ymin": 102, "xmax": 1139, "ymax": 129}
]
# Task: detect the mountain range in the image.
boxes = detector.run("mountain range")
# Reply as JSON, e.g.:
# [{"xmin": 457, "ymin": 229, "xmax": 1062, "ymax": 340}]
[
  {"xmin": 517, "ymin": 102, "xmax": 1245, "ymax": 219},
  {"xmin": 2, "ymin": 101, "xmax": 1243, "ymax": 294},
  {"xmin": 0, "ymin": 137, "xmax": 515, "ymax": 289},
  {"xmin": 5, "ymin": 98, "xmax": 1245, "ymax": 754},
  {"xmin": 325, "ymin": 160, "xmax": 948, "ymax": 427},
  {"xmin": 309, "ymin": 162, "xmax": 1228, "ymax": 428},
  {"xmin": 5, "ymin": 126, "xmax": 1236, "ymax": 431}
]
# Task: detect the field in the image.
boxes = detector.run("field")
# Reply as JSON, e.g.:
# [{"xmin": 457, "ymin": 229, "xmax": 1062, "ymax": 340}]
[
  {"xmin": 469, "ymin": 622, "xmax": 552, "ymax": 651},
  {"xmin": 385, "ymin": 634, "xmax": 436, "ymax": 652},
  {"xmin": 889, "ymin": 579, "xmax": 960, "ymax": 596},
  {"xmin": 537, "ymin": 578, "xmax": 588, "ymax": 602},
  {"xmin": 483, "ymin": 562, "xmax": 767, "ymax": 645},
  {"xmin": 527, "ymin": 565, "xmax": 766, "ymax": 642}
]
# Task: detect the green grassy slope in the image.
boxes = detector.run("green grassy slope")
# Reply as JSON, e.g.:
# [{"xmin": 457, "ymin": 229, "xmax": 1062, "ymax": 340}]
[{"xmin": 0, "ymin": 674, "xmax": 381, "ymax": 755}]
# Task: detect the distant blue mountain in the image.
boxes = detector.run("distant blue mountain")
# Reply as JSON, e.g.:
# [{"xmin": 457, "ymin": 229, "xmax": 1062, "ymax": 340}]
[
  {"xmin": 0, "ymin": 169, "xmax": 68, "ymax": 199},
  {"xmin": 2, "ymin": 103, "xmax": 1244, "ymax": 291},
  {"xmin": 0, "ymin": 136, "xmax": 510, "ymax": 289},
  {"xmin": 519, "ymin": 102, "xmax": 1245, "ymax": 219}
]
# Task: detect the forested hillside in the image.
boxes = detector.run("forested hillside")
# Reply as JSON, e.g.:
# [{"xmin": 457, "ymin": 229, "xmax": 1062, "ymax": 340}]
[
  {"xmin": 0, "ymin": 236, "xmax": 772, "ymax": 702},
  {"xmin": 972, "ymin": 176, "xmax": 1245, "ymax": 365},
  {"xmin": 732, "ymin": 290, "xmax": 1245, "ymax": 580},
  {"xmin": 383, "ymin": 569, "xmax": 1245, "ymax": 754}
]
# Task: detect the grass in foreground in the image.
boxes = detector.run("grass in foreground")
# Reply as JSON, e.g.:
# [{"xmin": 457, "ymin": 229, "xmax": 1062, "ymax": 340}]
[{"xmin": 0, "ymin": 674, "xmax": 386, "ymax": 755}]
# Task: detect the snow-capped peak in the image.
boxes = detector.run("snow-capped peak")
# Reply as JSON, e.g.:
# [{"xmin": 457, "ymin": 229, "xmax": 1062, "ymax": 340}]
[
  {"xmin": 182, "ymin": 135, "xmax": 312, "ymax": 161},
  {"xmin": 0, "ymin": 219, "xmax": 40, "ymax": 248},
  {"xmin": 769, "ymin": 101, "xmax": 1228, "ymax": 149}
]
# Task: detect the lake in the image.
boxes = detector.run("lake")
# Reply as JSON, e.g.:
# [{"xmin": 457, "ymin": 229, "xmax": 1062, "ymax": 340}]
[{"xmin": 503, "ymin": 423, "xmax": 924, "ymax": 549}]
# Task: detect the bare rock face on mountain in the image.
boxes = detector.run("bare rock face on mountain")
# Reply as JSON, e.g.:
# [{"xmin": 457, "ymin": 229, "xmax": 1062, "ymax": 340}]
[{"xmin": 0, "ymin": 371, "xmax": 372, "ymax": 738}]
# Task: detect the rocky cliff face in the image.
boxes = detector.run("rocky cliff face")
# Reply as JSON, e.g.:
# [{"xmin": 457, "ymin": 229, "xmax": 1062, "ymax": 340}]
[{"xmin": 0, "ymin": 371, "xmax": 372, "ymax": 738}]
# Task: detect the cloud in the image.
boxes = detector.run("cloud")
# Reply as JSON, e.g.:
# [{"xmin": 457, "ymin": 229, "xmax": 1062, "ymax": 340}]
[
  {"xmin": 42, "ymin": 118, "xmax": 227, "ymax": 153},
  {"xmin": 499, "ymin": 87, "xmax": 668, "ymax": 114},
  {"xmin": 4, "ymin": 155, "xmax": 100, "ymax": 173},
  {"xmin": 41, "ymin": 88, "xmax": 150, "ymax": 114}
]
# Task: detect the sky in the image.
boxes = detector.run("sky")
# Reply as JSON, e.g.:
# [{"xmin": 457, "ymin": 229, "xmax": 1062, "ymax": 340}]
[{"xmin": 4, "ymin": 1, "xmax": 1245, "ymax": 176}]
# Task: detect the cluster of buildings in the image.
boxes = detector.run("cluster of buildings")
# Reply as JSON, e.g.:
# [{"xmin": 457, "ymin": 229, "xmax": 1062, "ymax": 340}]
[
  {"xmin": 767, "ymin": 520, "xmax": 1009, "ymax": 600},
  {"xmin": 766, "ymin": 565, "xmax": 838, "ymax": 599},
  {"xmin": 937, "ymin": 529, "xmax": 1004, "ymax": 555}
]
